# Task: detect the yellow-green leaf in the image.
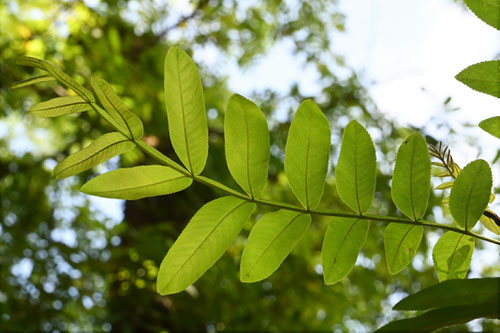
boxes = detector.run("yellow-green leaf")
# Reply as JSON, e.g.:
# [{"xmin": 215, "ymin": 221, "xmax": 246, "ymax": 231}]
[
  {"xmin": 29, "ymin": 96, "xmax": 91, "ymax": 117},
  {"xmin": 432, "ymin": 232, "xmax": 474, "ymax": 282},
  {"xmin": 157, "ymin": 197, "xmax": 255, "ymax": 295},
  {"xmin": 384, "ymin": 224, "xmax": 423, "ymax": 274},
  {"xmin": 164, "ymin": 46, "xmax": 208, "ymax": 175},
  {"xmin": 240, "ymin": 210, "xmax": 310, "ymax": 283},
  {"xmin": 81, "ymin": 165, "xmax": 192, "ymax": 200},
  {"xmin": 52, "ymin": 132, "xmax": 135, "ymax": 179},
  {"xmin": 11, "ymin": 75, "xmax": 55, "ymax": 89}
]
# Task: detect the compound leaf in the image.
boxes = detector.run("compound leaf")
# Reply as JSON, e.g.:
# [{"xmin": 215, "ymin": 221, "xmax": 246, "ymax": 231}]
[
  {"xmin": 464, "ymin": 0, "xmax": 500, "ymax": 30},
  {"xmin": 456, "ymin": 60, "xmax": 500, "ymax": 98},
  {"xmin": 322, "ymin": 217, "xmax": 369, "ymax": 285},
  {"xmin": 432, "ymin": 231, "xmax": 474, "ymax": 282},
  {"xmin": 81, "ymin": 165, "xmax": 192, "ymax": 200},
  {"xmin": 157, "ymin": 197, "xmax": 255, "ymax": 295},
  {"xmin": 391, "ymin": 132, "xmax": 431, "ymax": 220},
  {"xmin": 284, "ymin": 100, "xmax": 331, "ymax": 209},
  {"xmin": 336, "ymin": 120, "xmax": 376, "ymax": 214},
  {"xmin": 30, "ymin": 96, "xmax": 91, "ymax": 117},
  {"xmin": 240, "ymin": 210, "xmax": 310, "ymax": 283},
  {"xmin": 91, "ymin": 76, "xmax": 144, "ymax": 140},
  {"xmin": 11, "ymin": 75, "xmax": 55, "ymax": 89},
  {"xmin": 449, "ymin": 159, "xmax": 492, "ymax": 230},
  {"xmin": 479, "ymin": 116, "xmax": 500, "ymax": 139},
  {"xmin": 225, "ymin": 94, "xmax": 270, "ymax": 198},
  {"xmin": 52, "ymin": 132, "xmax": 135, "ymax": 180},
  {"xmin": 164, "ymin": 46, "xmax": 208, "ymax": 175},
  {"xmin": 394, "ymin": 277, "xmax": 500, "ymax": 311},
  {"xmin": 384, "ymin": 224, "xmax": 423, "ymax": 274}
]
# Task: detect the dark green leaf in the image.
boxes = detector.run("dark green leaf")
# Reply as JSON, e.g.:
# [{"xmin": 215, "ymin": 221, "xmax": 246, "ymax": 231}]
[{"xmin": 464, "ymin": 0, "xmax": 500, "ymax": 30}]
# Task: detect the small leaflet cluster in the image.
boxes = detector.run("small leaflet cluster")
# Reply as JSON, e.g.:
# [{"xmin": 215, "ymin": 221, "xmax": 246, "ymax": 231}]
[{"xmin": 13, "ymin": 45, "xmax": 497, "ymax": 299}]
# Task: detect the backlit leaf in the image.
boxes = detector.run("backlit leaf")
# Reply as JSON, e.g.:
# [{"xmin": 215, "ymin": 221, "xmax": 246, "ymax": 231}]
[
  {"xmin": 336, "ymin": 120, "xmax": 376, "ymax": 214},
  {"xmin": 464, "ymin": 0, "xmax": 500, "ymax": 30},
  {"xmin": 91, "ymin": 76, "xmax": 144, "ymax": 140},
  {"xmin": 435, "ymin": 181, "xmax": 453, "ymax": 190},
  {"xmin": 11, "ymin": 75, "xmax": 55, "ymax": 89},
  {"xmin": 52, "ymin": 132, "xmax": 135, "ymax": 179},
  {"xmin": 480, "ymin": 210, "xmax": 500, "ymax": 235},
  {"xmin": 322, "ymin": 217, "xmax": 369, "ymax": 285},
  {"xmin": 164, "ymin": 46, "xmax": 208, "ymax": 175},
  {"xmin": 157, "ymin": 196, "xmax": 255, "ymax": 295},
  {"xmin": 81, "ymin": 165, "xmax": 192, "ymax": 200},
  {"xmin": 456, "ymin": 60, "xmax": 500, "ymax": 98},
  {"xmin": 30, "ymin": 96, "xmax": 91, "ymax": 117},
  {"xmin": 225, "ymin": 94, "xmax": 270, "ymax": 198},
  {"xmin": 449, "ymin": 159, "xmax": 492, "ymax": 230},
  {"xmin": 384, "ymin": 224, "xmax": 423, "ymax": 274},
  {"xmin": 391, "ymin": 132, "xmax": 431, "ymax": 220},
  {"xmin": 284, "ymin": 100, "xmax": 331, "ymax": 209},
  {"xmin": 479, "ymin": 116, "xmax": 500, "ymax": 139},
  {"xmin": 432, "ymin": 231, "xmax": 474, "ymax": 282},
  {"xmin": 240, "ymin": 210, "xmax": 310, "ymax": 282}
]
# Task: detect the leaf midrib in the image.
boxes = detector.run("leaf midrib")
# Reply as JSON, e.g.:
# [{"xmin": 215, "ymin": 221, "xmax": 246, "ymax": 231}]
[
  {"xmin": 175, "ymin": 50, "xmax": 193, "ymax": 174},
  {"xmin": 161, "ymin": 201, "xmax": 247, "ymax": 292},
  {"xmin": 243, "ymin": 107, "xmax": 254, "ymax": 198},
  {"xmin": 100, "ymin": 81, "xmax": 134, "ymax": 139},
  {"xmin": 304, "ymin": 115, "xmax": 312, "ymax": 209},
  {"xmin": 31, "ymin": 101, "xmax": 88, "ymax": 112}
]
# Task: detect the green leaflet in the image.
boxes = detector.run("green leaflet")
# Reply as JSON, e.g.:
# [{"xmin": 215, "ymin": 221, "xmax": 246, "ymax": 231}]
[
  {"xmin": 384, "ymin": 224, "xmax": 423, "ymax": 274},
  {"xmin": 432, "ymin": 231, "xmax": 474, "ymax": 282},
  {"xmin": 321, "ymin": 217, "xmax": 369, "ymax": 285},
  {"xmin": 16, "ymin": 56, "xmax": 95, "ymax": 102},
  {"xmin": 11, "ymin": 75, "xmax": 55, "ymax": 89},
  {"xmin": 391, "ymin": 132, "xmax": 431, "ymax": 220},
  {"xmin": 164, "ymin": 46, "xmax": 208, "ymax": 175},
  {"xmin": 240, "ymin": 210, "xmax": 311, "ymax": 283},
  {"xmin": 91, "ymin": 76, "xmax": 144, "ymax": 140},
  {"xmin": 449, "ymin": 159, "xmax": 492, "ymax": 230},
  {"xmin": 375, "ymin": 303, "xmax": 499, "ymax": 333},
  {"xmin": 284, "ymin": 100, "xmax": 331, "ymax": 209},
  {"xmin": 224, "ymin": 94, "xmax": 270, "ymax": 198},
  {"xmin": 464, "ymin": 0, "xmax": 500, "ymax": 30},
  {"xmin": 30, "ymin": 96, "xmax": 91, "ymax": 117},
  {"xmin": 435, "ymin": 181, "xmax": 453, "ymax": 190},
  {"xmin": 157, "ymin": 197, "xmax": 255, "ymax": 295},
  {"xmin": 81, "ymin": 165, "xmax": 192, "ymax": 200},
  {"xmin": 336, "ymin": 120, "xmax": 376, "ymax": 214},
  {"xmin": 394, "ymin": 277, "xmax": 500, "ymax": 311},
  {"xmin": 456, "ymin": 60, "xmax": 500, "ymax": 98},
  {"xmin": 479, "ymin": 116, "xmax": 500, "ymax": 139},
  {"xmin": 52, "ymin": 132, "xmax": 135, "ymax": 180}
]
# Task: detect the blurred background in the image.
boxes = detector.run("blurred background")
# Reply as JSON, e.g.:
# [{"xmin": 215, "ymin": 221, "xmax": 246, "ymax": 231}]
[{"xmin": 1, "ymin": 0, "xmax": 499, "ymax": 332}]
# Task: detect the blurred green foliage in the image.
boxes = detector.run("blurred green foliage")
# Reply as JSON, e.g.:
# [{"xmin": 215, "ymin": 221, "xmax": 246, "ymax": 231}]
[{"xmin": 1, "ymin": 0, "xmax": 498, "ymax": 332}]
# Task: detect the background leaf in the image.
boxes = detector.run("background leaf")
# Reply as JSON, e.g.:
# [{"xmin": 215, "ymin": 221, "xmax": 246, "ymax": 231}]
[
  {"xmin": 479, "ymin": 116, "xmax": 500, "ymax": 139},
  {"xmin": 322, "ymin": 217, "xmax": 369, "ymax": 285},
  {"xmin": 52, "ymin": 132, "xmax": 135, "ymax": 179},
  {"xmin": 432, "ymin": 231, "xmax": 474, "ymax": 282},
  {"xmin": 449, "ymin": 159, "xmax": 492, "ymax": 230},
  {"xmin": 164, "ymin": 46, "xmax": 208, "ymax": 175},
  {"xmin": 91, "ymin": 76, "xmax": 144, "ymax": 140},
  {"xmin": 375, "ymin": 303, "xmax": 499, "ymax": 332},
  {"xmin": 240, "ymin": 210, "xmax": 310, "ymax": 283},
  {"xmin": 480, "ymin": 210, "xmax": 500, "ymax": 234},
  {"xmin": 336, "ymin": 120, "xmax": 376, "ymax": 214},
  {"xmin": 456, "ymin": 60, "xmax": 500, "ymax": 98},
  {"xmin": 224, "ymin": 94, "xmax": 270, "ymax": 198},
  {"xmin": 29, "ymin": 96, "xmax": 91, "ymax": 117},
  {"xmin": 394, "ymin": 277, "xmax": 500, "ymax": 310},
  {"xmin": 391, "ymin": 132, "xmax": 431, "ymax": 220},
  {"xmin": 284, "ymin": 100, "xmax": 331, "ymax": 209},
  {"xmin": 463, "ymin": 0, "xmax": 500, "ymax": 30},
  {"xmin": 81, "ymin": 165, "xmax": 192, "ymax": 200},
  {"xmin": 384, "ymin": 224, "xmax": 423, "ymax": 274},
  {"xmin": 157, "ymin": 197, "xmax": 255, "ymax": 295}
]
